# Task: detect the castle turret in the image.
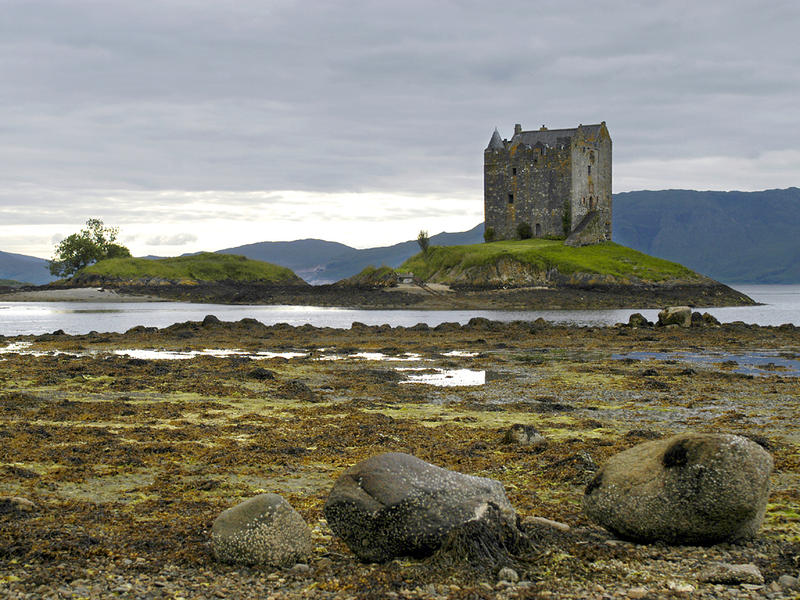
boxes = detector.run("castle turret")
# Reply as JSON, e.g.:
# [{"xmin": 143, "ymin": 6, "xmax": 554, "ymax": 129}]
[{"xmin": 486, "ymin": 128, "xmax": 504, "ymax": 151}]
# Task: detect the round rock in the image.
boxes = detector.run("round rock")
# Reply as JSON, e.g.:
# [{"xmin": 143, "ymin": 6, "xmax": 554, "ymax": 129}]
[
  {"xmin": 583, "ymin": 433, "xmax": 772, "ymax": 545},
  {"xmin": 323, "ymin": 452, "xmax": 517, "ymax": 562},
  {"xmin": 211, "ymin": 493, "xmax": 312, "ymax": 566},
  {"xmin": 657, "ymin": 306, "xmax": 692, "ymax": 328}
]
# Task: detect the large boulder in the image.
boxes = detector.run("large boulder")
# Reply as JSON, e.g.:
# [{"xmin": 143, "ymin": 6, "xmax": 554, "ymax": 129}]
[
  {"xmin": 323, "ymin": 452, "xmax": 517, "ymax": 562},
  {"xmin": 657, "ymin": 306, "xmax": 692, "ymax": 327},
  {"xmin": 584, "ymin": 433, "xmax": 772, "ymax": 545},
  {"xmin": 211, "ymin": 493, "xmax": 312, "ymax": 566}
]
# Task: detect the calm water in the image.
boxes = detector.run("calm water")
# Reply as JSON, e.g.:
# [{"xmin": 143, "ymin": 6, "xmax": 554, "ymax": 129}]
[{"xmin": 0, "ymin": 285, "xmax": 797, "ymax": 336}]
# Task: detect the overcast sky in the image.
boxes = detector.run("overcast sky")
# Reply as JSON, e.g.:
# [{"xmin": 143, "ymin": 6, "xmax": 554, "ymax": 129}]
[{"xmin": 2, "ymin": 0, "xmax": 798, "ymax": 258}]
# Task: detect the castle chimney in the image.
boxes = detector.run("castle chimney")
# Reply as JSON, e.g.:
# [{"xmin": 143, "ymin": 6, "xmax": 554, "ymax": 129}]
[
  {"xmin": 540, "ymin": 125, "xmax": 547, "ymax": 131},
  {"xmin": 514, "ymin": 123, "xmax": 522, "ymax": 135}
]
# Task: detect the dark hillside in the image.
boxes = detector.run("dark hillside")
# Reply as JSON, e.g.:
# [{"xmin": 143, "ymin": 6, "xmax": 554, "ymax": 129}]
[
  {"xmin": 613, "ymin": 188, "xmax": 800, "ymax": 283},
  {"xmin": 0, "ymin": 250, "xmax": 54, "ymax": 285}
]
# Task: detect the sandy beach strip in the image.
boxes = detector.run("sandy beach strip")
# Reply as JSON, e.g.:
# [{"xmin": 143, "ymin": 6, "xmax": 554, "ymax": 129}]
[{"xmin": 0, "ymin": 287, "xmax": 164, "ymax": 302}]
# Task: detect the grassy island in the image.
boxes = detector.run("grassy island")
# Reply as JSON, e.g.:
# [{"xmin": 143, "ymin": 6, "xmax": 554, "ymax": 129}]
[
  {"xmin": 400, "ymin": 240, "xmax": 699, "ymax": 284},
  {"xmin": 76, "ymin": 252, "xmax": 304, "ymax": 284}
]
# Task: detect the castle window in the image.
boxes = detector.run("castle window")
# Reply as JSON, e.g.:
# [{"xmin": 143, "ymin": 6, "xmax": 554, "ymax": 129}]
[
  {"xmin": 512, "ymin": 168, "xmax": 517, "ymax": 176},
  {"xmin": 587, "ymin": 165, "xmax": 591, "ymax": 175},
  {"xmin": 508, "ymin": 194, "xmax": 514, "ymax": 204}
]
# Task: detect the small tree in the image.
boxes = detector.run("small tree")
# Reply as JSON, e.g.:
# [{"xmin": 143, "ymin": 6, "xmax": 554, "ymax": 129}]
[
  {"xmin": 516, "ymin": 222, "xmax": 532, "ymax": 240},
  {"xmin": 562, "ymin": 199, "xmax": 572, "ymax": 237},
  {"xmin": 483, "ymin": 226, "xmax": 495, "ymax": 243},
  {"xmin": 417, "ymin": 230, "xmax": 430, "ymax": 255},
  {"xmin": 49, "ymin": 218, "xmax": 131, "ymax": 278}
]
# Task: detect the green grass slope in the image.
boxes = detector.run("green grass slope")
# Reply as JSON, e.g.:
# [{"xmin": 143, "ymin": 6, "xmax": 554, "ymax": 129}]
[
  {"xmin": 77, "ymin": 252, "xmax": 304, "ymax": 284},
  {"xmin": 400, "ymin": 240, "xmax": 700, "ymax": 284},
  {"xmin": 0, "ymin": 278, "xmax": 29, "ymax": 287}
]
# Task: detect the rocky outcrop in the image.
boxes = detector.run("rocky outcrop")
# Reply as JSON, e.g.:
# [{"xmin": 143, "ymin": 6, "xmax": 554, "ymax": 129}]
[
  {"xmin": 323, "ymin": 452, "xmax": 517, "ymax": 562},
  {"xmin": 334, "ymin": 266, "xmax": 399, "ymax": 288},
  {"xmin": 584, "ymin": 433, "xmax": 772, "ymax": 545},
  {"xmin": 211, "ymin": 494, "xmax": 312, "ymax": 566}
]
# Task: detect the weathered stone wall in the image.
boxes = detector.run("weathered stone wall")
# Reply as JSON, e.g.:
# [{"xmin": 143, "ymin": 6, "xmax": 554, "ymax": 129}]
[
  {"xmin": 484, "ymin": 143, "xmax": 572, "ymax": 240},
  {"xmin": 569, "ymin": 127, "xmax": 612, "ymax": 242},
  {"xmin": 484, "ymin": 149, "xmax": 509, "ymax": 239},
  {"xmin": 522, "ymin": 144, "xmax": 571, "ymax": 239}
]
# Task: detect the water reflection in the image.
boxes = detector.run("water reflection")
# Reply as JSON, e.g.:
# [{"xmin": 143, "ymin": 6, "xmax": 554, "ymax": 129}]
[
  {"xmin": 397, "ymin": 367, "xmax": 486, "ymax": 387},
  {"xmin": 613, "ymin": 350, "xmax": 800, "ymax": 377},
  {"xmin": 0, "ymin": 285, "xmax": 797, "ymax": 336}
]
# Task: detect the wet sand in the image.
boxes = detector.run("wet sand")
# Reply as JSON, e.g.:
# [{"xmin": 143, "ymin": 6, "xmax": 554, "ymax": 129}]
[
  {"xmin": 0, "ymin": 287, "xmax": 163, "ymax": 302},
  {"xmin": 0, "ymin": 319, "xmax": 798, "ymax": 598}
]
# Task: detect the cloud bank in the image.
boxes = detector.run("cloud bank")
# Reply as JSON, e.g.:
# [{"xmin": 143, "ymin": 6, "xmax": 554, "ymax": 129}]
[{"xmin": 1, "ymin": 0, "xmax": 797, "ymax": 256}]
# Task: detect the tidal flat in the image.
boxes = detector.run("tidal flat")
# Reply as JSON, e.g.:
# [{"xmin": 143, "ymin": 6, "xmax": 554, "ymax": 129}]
[{"xmin": 1, "ymin": 318, "xmax": 799, "ymax": 599}]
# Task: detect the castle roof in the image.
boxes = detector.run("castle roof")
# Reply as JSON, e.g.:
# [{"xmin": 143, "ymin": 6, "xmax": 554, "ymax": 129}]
[
  {"xmin": 486, "ymin": 128, "xmax": 505, "ymax": 151},
  {"xmin": 512, "ymin": 123, "xmax": 604, "ymax": 149}
]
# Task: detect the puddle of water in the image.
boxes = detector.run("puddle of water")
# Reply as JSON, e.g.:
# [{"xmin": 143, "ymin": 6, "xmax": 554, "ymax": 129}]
[
  {"xmin": 441, "ymin": 350, "xmax": 479, "ymax": 357},
  {"xmin": 0, "ymin": 341, "xmax": 33, "ymax": 353},
  {"xmin": 317, "ymin": 351, "xmax": 424, "ymax": 362},
  {"xmin": 613, "ymin": 351, "xmax": 800, "ymax": 377},
  {"xmin": 398, "ymin": 367, "xmax": 486, "ymax": 387},
  {"xmin": 1, "ymin": 342, "xmax": 426, "ymax": 363},
  {"xmin": 113, "ymin": 349, "xmax": 308, "ymax": 360},
  {"xmin": 0, "ymin": 341, "xmax": 78, "ymax": 357}
]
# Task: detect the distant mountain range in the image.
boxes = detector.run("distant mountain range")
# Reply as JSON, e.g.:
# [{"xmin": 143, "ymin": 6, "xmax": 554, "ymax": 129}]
[
  {"xmin": 216, "ymin": 226, "xmax": 485, "ymax": 284},
  {"xmin": 0, "ymin": 250, "xmax": 53, "ymax": 285},
  {"xmin": 2, "ymin": 188, "xmax": 798, "ymax": 286},
  {"xmin": 612, "ymin": 187, "xmax": 800, "ymax": 284}
]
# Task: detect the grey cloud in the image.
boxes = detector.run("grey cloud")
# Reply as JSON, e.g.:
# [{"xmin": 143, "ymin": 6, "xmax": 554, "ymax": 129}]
[
  {"xmin": 1, "ymin": 0, "xmax": 798, "ymax": 203},
  {"xmin": 144, "ymin": 233, "xmax": 198, "ymax": 246}
]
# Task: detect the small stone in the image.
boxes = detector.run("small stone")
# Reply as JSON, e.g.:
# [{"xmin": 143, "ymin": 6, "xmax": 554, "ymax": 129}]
[
  {"xmin": 627, "ymin": 313, "xmax": 651, "ymax": 328},
  {"xmin": 778, "ymin": 574, "xmax": 800, "ymax": 590},
  {"xmin": 502, "ymin": 424, "xmax": 547, "ymax": 449},
  {"xmin": 698, "ymin": 562, "xmax": 764, "ymax": 585},
  {"xmin": 497, "ymin": 567, "xmax": 519, "ymax": 583},
  {"xmin": 0, "ymin": 496, "xmax": 37, "ymax": 514},
  {"xmin": 291, "ymin": 563, "xmax": 310, "ymax": 574},
  {"xmin": 522, "ymin": 516, "xmax": 570, "ymax": 532},
  {"xmin": 666, "ymin": 580, "xmax": 694, "ymax": 593},
  {"xmin": 627, "ymin": 587, "xmax": 648, "ymax": 599}
]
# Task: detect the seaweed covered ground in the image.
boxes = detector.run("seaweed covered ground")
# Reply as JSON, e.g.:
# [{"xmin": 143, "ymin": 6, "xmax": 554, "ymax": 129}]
[{"xmin": 0, "ymin": 318, "xmax": 798, "ymax": 599}]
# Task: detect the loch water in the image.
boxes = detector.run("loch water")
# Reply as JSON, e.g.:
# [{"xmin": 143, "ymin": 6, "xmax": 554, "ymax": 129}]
[{"xmin": 0, "ymin": 285, "xmax": 798, "ymax": 336}]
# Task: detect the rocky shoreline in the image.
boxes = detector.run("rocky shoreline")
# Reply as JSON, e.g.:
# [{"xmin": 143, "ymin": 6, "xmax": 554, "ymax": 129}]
[
  {"xmin": 3, "ymin": 276, "xmax": 756, "ymax": 309},
  {"xmin": 1, "ymin": 318, "xmax": 798, "ymax": 598}
]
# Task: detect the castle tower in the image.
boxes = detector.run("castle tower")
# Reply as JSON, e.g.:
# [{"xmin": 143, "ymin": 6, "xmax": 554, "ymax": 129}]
[{"xmin": 483, "ymin": 122, "xmax": 611, "ymax": 244}]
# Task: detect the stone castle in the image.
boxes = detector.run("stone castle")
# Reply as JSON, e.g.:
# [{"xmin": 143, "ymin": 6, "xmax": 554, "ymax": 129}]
[{"xmin": 484, "ymin": 122, "xmax": 611, "ymax": 246}]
